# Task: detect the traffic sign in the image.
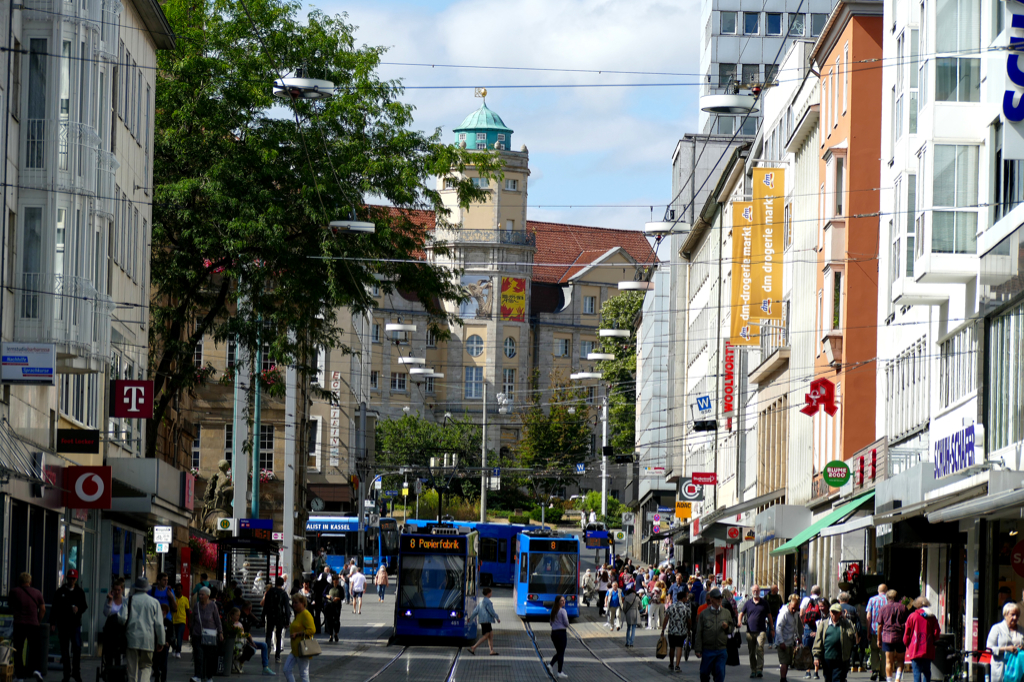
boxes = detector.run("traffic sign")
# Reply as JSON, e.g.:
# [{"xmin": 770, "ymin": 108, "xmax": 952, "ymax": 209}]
[
  {"xmin": 272, "ymin": 532, "xmax": 284, "ymax": 540},
  {"xmin": 374, "ymin": 478, "xmax": 382, "ymax": 490},
  {"xmin": 385, "ymin": 490, "xmax": 398, "ymax": 497},
  {"xmin": 155, "ymin": 542, "xmax": 169, "ymax": 554},
  {"xmin": 692, "ymin": 472, "xmax": 718, "ymax": 485},
  {"xmin": 402, "ymin": 487, "xmax": 409, "ymax": 497},
  {"xmin": 154, "ymin": 526, "xmax": 172, "ymax": 544},
  {"xmin": 652, "ymin": 513, "xmax": 661, "ymax": 523},
  {"xmin": 217, "ymin": 518, "xmax": 235, "ymax": 532},
  {"xmin": 492, "ymin": 467, "xmax": 500, "ymax": 477}
]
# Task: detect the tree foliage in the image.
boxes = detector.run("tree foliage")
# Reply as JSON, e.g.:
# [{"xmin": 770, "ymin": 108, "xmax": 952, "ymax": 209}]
[
  {"xmin": 516, "ymin": 371, "xmax": 591, "ymax": 498},
  {"xmin": 148, "ymin": 0, "xmax": 498, "ymax": 456},
  {"xmin": 375, "ymin": 414, "xmax": 483, "ymax": 499},
  {"xmin": 595, "ymin": 292, "xmax": 643, "ymax": 454}
]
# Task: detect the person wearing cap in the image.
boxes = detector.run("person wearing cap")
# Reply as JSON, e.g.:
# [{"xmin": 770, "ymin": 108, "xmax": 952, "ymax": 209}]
[
  {"xmin": 695, "ymin": 587, "xmax": 736, "ymax": 682},
  {"xmin": 118, "ymin": 577, "xmax": 166, "ymax": 682},
  {"xmin": 812, "ymin": 603, "xmax": 857, "ymax": 682},
  {"xmin": 52, "ymin": 569, "xmax": 89, "ymax": 682}
]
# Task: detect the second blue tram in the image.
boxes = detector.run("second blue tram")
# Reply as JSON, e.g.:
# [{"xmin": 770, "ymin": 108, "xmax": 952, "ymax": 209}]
[
  {"xmin": 394, "ymin": 528, "xmax": 478, "ymax": 640},
  {"xmin": 513, "ymin": 530, "xmax": 580, "ymax": 618}
]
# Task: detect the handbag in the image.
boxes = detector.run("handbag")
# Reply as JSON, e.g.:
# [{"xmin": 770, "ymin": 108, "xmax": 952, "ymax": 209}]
[
  {"xmin": 656, "ymin": 635, "xmax": 668, "ymax": 659},
  {"xmin": 201, "ymin": 628, "xmax": 218, "ymax": 647},
  {"xmin": 297, "ymin": 636, "xmax": 321, "ymax": 658}
]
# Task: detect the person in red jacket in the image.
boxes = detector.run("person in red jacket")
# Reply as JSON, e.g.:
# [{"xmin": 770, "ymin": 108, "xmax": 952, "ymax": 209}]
[{"xmin": 902, "ymin": 598, "xmax": 940, "ymax": 682}]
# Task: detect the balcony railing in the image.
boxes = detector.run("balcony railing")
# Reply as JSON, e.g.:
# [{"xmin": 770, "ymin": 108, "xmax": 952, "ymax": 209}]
[
  {"xmin": 431, "ymin": 228, "xmax": 536, "ymax": 247},
  {"xmin": 17, "ymin": 273, "xmax": 113, "ymax": 364}
]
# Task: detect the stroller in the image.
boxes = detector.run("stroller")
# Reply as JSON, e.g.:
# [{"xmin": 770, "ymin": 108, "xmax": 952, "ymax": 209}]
[{"xmin": 97, "ymin": 614, "xmax": 128, "ymax": 682}]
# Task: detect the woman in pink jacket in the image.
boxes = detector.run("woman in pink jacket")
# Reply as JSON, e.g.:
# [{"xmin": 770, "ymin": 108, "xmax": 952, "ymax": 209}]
[{"xmin": 903, "ymin": 597, "xmax": 941, "ymax": 682}]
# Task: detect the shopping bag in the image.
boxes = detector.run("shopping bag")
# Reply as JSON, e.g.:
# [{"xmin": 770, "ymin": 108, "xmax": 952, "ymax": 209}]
[
  {"xmin": 297, "ymin": 637, "xmax": 321, "ymax": 658},
  {"xmin": 656, "ymin": 635, "xmax": 668, "ymax": 659},
  {"xmin": 201, "ymin": 628, "xmax": 218, "ymax": 647}
]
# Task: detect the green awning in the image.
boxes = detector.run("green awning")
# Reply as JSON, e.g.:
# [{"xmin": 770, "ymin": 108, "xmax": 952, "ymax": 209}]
[{"xmin": 770, "ymin": 491, "xmax": 876, "ymax": 556}]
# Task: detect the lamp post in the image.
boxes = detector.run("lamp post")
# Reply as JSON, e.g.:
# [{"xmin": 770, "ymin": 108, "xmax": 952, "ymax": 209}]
[{"xmin": 570, "ymin": 371, "xmax": 607, "ymax": 517}]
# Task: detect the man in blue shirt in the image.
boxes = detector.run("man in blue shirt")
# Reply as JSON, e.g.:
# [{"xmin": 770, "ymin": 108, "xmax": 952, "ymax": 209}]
[
  {"xmin": 741, "ymin": 584, "xmax": 775, "ymax": 678},
  {"xmin": 669, "ymin": 573, "xmax": 689, "ymax": 603}
]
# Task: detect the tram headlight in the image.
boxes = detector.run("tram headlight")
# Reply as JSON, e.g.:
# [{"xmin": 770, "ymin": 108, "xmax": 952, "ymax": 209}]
[
  {"xmin": 449, "ymin": 610, "xmax": 460, "ymax": 618},
  {"xmin": 402, "ymin": 609, "xmax": 413, "ymax": 618}
]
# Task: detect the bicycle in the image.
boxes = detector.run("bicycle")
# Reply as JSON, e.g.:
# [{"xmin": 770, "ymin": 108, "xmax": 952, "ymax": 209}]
[{"xmin": 946, "ymin": 648, "xmax": 991, "ymax": 682}]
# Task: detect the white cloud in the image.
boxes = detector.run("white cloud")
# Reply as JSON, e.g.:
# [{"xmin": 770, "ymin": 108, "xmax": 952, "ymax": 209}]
[{"xmin": 311, "ymin": 0, "xmax": 706, "ymax": 229}]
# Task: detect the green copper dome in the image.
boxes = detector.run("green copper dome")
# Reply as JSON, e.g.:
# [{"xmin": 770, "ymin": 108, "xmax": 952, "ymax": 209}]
[{"xmin": 454, "ymin": 102, "xmax": 513, "ymax": 150}]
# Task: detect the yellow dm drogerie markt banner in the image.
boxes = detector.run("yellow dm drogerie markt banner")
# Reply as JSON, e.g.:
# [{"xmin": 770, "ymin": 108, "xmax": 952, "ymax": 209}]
[
  {"xmin": 730, "ymin": 201, "xmax": 758, "ymax": 346},
  {"xmin": 752, "ymin": 167, "xmax": 784, "ymax": 321}
]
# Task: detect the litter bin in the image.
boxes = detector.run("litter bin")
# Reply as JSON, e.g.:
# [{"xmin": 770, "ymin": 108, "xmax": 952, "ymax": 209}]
[{"xmin": 934, "ymin": 633, "xmax": 956, "ymax": 679}]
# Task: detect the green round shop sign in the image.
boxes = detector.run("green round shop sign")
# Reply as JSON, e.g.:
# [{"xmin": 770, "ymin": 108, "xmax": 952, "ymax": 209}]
[{"xmin": 823, "ymin": 460, "xmax": 851, "ymax": 487}]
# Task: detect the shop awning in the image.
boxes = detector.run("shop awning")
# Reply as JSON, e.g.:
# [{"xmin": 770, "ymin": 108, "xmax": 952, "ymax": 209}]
[
  {"xmin": 771, "ymin": 491, "xmax": 875, "ymax": 556},
  {"xmin": 701, "ymin": 488, "xmax": 785, "ymax": 527},
  {"xmin": 927, "ymin": 486, "xmax": 1024, "ymax": 524}
]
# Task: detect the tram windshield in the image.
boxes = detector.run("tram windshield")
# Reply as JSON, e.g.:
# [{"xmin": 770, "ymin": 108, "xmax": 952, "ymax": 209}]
[
  {"xmin": 527, "ymin": 553, "xmax": 577, "ymax": 595},
  {"xmin": 399, "ymin": 554, "xmax": 465, "ymax": 610}
]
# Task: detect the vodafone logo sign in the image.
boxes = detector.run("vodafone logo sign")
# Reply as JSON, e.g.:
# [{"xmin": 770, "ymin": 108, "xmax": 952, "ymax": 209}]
[{"xmin": 64, "ymin": 466, "xmax": 112, "ymax": 509}]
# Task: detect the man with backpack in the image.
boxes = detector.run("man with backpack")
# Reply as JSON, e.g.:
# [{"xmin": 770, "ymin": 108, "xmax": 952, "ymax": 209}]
[
  {"xmin": 800, "ymin": 586, "xmax": 824, "ymax": 679},
  {"xmin": 261, "ymin": 577, "xmax": 291, "ymax": 662}
]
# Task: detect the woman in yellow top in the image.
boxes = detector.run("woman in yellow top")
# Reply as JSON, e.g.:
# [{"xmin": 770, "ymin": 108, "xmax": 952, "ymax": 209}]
[
  {"xmin": 172, "ymin": 585, "xmax": 190, "ymax": 659},
  {"xmin": 283, "ymin": 593, "xmax": 315, "ymax": 682}
]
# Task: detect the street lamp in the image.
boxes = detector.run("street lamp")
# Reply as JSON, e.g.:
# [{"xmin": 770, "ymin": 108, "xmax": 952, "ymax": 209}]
[{"xmin": 571, "ymin": 372, "xmax": 609, "ymax": 517}]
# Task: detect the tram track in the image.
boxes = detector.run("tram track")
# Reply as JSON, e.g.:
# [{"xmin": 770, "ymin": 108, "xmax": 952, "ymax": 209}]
[
  {"xmin": 523, "ymin": 619, "xmax": 556, "ymax": 680},
  {"xmin": 359, "ymin": 644, "xmax": 464, "ymax": 682},
  {"xmin": 567, "ymin": 625, "xmax": 632, "ymax": 682}
]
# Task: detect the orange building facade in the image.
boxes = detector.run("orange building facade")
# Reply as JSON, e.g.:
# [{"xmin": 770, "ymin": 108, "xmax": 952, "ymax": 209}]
[{"xmin": 810, "ymin": 5, "xmax": 883, "ymax": 475}]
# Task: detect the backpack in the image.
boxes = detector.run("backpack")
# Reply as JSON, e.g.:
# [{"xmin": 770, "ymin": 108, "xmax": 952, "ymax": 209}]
[
  {"xmin": 610, "ymin": 591, "xmax": 620, "ymax": 608},
  {"xmin": 803, "ymin": 598, "xmax": 821, "ymax": 626}
]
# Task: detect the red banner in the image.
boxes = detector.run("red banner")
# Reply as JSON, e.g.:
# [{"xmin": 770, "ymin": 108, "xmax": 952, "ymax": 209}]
[{"xmin": 692, "ymin": 472, "xmax": 718, "ymax": 485}]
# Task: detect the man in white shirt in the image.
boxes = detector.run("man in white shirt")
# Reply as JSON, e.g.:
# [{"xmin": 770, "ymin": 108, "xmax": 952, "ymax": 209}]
[{"xmin": 349, "ymin": 568, "xmax": 366, "ymax": 615}]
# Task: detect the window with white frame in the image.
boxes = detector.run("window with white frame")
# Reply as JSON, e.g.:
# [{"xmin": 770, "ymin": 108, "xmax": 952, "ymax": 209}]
[
  {"xmin": 224, "ymin": 423, "xmax": 233, "ymax": 462},
  {"xmin": 193, "ymin": 339, "xmax": 203, "ymax": 367},
  {"xmin": 831, "ymin": 271, "xmax": 843, "ymax": 329},
  {"xmin": 476, "ymin": 133, "xmax": 486, "ymax": 141},
  {"xmin": 587, "ymin": 386, "xmax": 596, "ymax": 404},
  {"xmin": 505, "ymin": 179, "xmax": 518, "ymax": 191},
  {"xmin": 906, "ymin": 174, "xmax": 917, "ymax": 275},
  {"xmin": 843, "ymin": 44, "xmax": 849, "ymax": 113},
  {"xmin": 580, "ymin": 340, "xmax": 595, "ymax": 359},
  {"xmin": 940, "ymin": 323, "xmax": 977, "ymax": 409},
  {"xmin": 895, "ymin": 35, "xmax": 905, "ymax": 143},
  {"xmin": 424, "ymin": 376, "xmax": 435, "ymax": 394},
  {"xmin": 372, "ymin": 323, "xmax": 381, "ymax": 343},
  {"xmin": 744, "ymin": 12, "xmax": 759, "ymax": 34},
  {"xmin": 583, "ymin": 295, "xmax": 596, "ymax": 315},
  {"xmin": 466, "ymin": 334, "xmax": 484, "ymax": 357},
  {"xmin": 885, "ymin": 337, "xmax": 928, "ymax": 442},
  {"xmin": 721, "ymin": 11, "xmax": 738, "ymax": 34},
  {"xmin": 426, "ymin": 328, "xmax": 437, "ymax": 347},
  {"xmin": 766, "ymin": 13, "xmax": 782, "ymax": 35},
  {"xmin": 555, "ymin": 338, "xmax": 570, "ymax": 357},
  {"xmin": 192, "ymin": 426, "xmax": 201, "ymax": 470},
  {"xmin": 465, "ymin": 366, "xmax": 483, "ymax": 399},
  {"xmin": 909, "ymin": 29, "xmax": 919, "ymax": 134},
  {"xmin": 227, "ymin": 334, "xmax": 236, "ymax": 368},
  {"xmin": 835, "ymin": 157, "xmax": 845, "ymax": 216},
  {"xmin": 502, "ymin": 368, "xmax": 515, "ymax": 400},
  {"xmin": 989, "ymin": 303, "xmax": 1024, "ymax": 450},
  {"xmin": 471, "ymin": 177, "xmax": 489, "ymax": 189},
  {"xmin": 370, "ymin": 370, "xmax": 379, "ymax": 390},
  {"xmin": 935, "ymin": 0, "xmax": 979, "ymax": 103},
  {"xmin": 259, "ymin": 425, "xmax": 274, "ymax": 471},
  {"xmin": 390, "ymin": 372, "xmax": 407, "ymax": 391},
  {"xmin": 504, "ymin": 337, "xmax": 516, "ymax": 358},
  {"xmin": 789, "ymin": 13, "xmax": 805, "ymax": 36},
  {"xmin": 932, "ymin": 144, "xmax": 979, "ymax": 254},
  {"xmin": 459, "ymin": 133, "xmax": 466, "ymax": 142}
]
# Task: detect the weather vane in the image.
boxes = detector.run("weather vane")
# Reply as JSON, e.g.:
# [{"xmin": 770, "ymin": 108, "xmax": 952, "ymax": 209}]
[{"xmin": 474, "ymin": 87, "xmax": 487, "ymax": 102}]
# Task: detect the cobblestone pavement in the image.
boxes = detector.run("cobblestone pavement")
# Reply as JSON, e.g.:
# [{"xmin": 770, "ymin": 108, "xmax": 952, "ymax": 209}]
[{"xmin": 74, "ymin": 580, "xmax": 882, "ymax": 682}]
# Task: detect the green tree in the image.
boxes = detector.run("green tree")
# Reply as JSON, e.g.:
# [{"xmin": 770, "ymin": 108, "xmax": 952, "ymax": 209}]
[
  {"xmin": 595, "ymin": 292, "xmax": 644, "ymax": 454},
  {"xmin": 375, "ymin": 414, "xmax": 484, "ymax": 499},
  {"xmin": 516, "ymin": 371, "xmax": 591, "ymax": 498},
  {"xmin": 148, "ymin": 0, "xmax": 498, "ymax": 456}
]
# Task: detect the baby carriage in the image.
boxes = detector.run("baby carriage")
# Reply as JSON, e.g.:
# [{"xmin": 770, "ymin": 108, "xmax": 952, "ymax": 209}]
[{"xmin": 97, "ymin": 614, "xmax": 128, "ymax": 682}]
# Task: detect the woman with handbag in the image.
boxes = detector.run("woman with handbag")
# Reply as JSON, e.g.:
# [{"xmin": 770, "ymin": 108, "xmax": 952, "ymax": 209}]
[
  {"xmin": 283, "ymin": 593, "xmax": 316, "ymax": 682},
  {"xmin": 190, "ymin": 587, "xmax": 223, "ymax": 682},
  {"xmin": 987, "ymin": 602, "xmax": 1024, "ymax": 682}
]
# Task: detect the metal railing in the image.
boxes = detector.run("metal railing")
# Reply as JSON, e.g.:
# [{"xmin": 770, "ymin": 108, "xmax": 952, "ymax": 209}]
[
  {"xmin": 431, "ymin": 228, "xmax": 536, "ymax": 246},
  {"xmin": 96, "ymin": 150, "xmax": 119, "ymax": 218},
  {"xmin": 17, "ymin": 273, "xmax": 113, "ymax": 361}
]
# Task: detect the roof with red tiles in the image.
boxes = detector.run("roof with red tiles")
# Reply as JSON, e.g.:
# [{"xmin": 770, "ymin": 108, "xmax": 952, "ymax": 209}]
[{"xmin": 527, "ymin": 221, "xmax": 658, "ymax": 284}]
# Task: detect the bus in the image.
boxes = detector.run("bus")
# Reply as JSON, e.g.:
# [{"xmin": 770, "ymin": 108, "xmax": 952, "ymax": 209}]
[
  {"xmin": 402, "ymin": 520, "xmax": 529, "ymax": 586},
  {"xmin": 513, "ymin": 529, "xmax": 580, "ymax": 618},
  {"xmin": 394, "ymin": 526, "xmax": 478, "ymax": 640},
  {"xmin": 305, "ymin": 515, "xmax": 400, "ymax": 574}
]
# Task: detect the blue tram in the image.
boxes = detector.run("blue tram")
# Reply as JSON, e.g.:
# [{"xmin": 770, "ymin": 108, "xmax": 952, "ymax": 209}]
[
  {"xmin": 305, "ymin": 515, "xmax": 400, "ymax": 574},
  {"xmin": 403, "ymin": 520, "xmax": 528, "ymax": 586},
  {"xmin": 513, "ymin": 530, "xmax": 580, "ymax": 618},
  {"xmin": 394, "ymin": 527, "xmax": 479, "ymax": 640}
]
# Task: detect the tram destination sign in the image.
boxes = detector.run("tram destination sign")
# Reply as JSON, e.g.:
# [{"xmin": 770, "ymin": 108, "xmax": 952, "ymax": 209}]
[
  {"xmin": 404, "ymin": 535, "xmax": 466, "ymax": 554},
  {"xmin": 541, "ymin": 539, "xmax": 579, "ymax": 553}
]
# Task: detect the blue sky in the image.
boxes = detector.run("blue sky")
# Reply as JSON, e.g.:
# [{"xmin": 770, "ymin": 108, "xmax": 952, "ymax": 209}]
[{"xmin": 305, "ymin": 0, "xmax": 704, "ymax": 232}]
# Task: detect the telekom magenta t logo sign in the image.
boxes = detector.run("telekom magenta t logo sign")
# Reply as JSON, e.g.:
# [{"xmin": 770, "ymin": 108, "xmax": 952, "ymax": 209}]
[{"xmin": 111, "ymin": 380, "xmax": 154, "ymax": 418}]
